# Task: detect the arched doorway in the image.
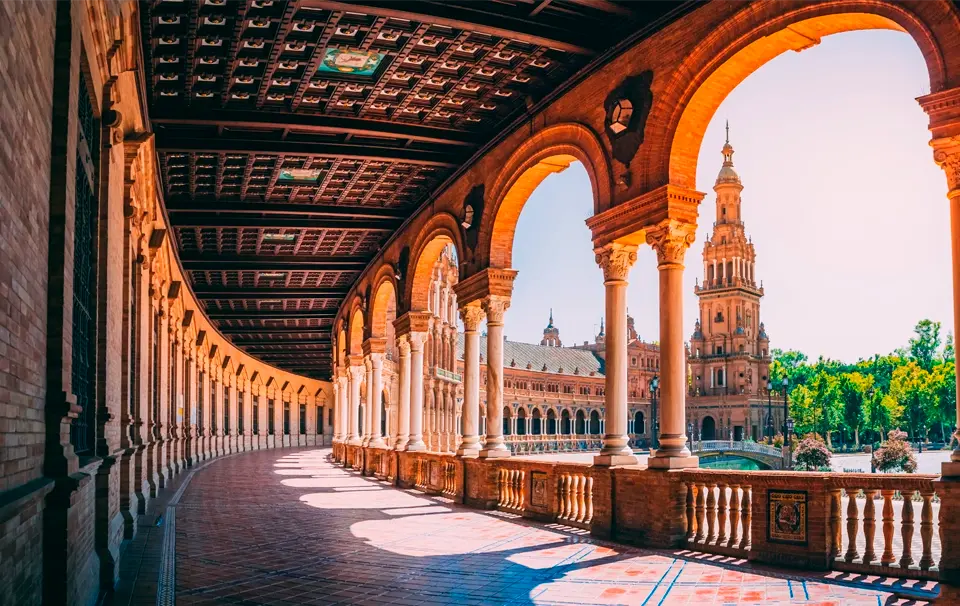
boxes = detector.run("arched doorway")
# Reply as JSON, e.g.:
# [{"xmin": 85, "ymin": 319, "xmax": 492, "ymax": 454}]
[
  {"xmin": 589, "ymin": 410, "xmax": 601, "ymax": 436},
  {"xmin": 517, "ymin": 408, "xmax": 527, "ymax": 436},
  {"xmin": 701, "ymin": 416, "xmax": 717, "ymax": 441},
  {"xmin": 547, "ymin": 409, "xmax": 557, "ymax": 435},
  {"xmin": 531, "ymin": 409, "xmax": 542, "ymax": 435},
  {"xmin": 575, "ymin": 410, "xmax": 585, "ymax": 435},
  {"xmin": 634, "ymin": 411, "xmax": 645, "ymax": 435},
  {"xmin": 503, "ymin": 406, "xmax": 513, "ymax": 436},
  {"xmin": 561, "ymin": 410, "xmax": 571, "ymax": 435}
]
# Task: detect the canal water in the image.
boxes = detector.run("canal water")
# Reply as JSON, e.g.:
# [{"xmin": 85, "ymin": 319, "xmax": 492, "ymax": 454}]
[{"xmin": 698, "ymin": 455, "xmax": 765, "ymax": 470}]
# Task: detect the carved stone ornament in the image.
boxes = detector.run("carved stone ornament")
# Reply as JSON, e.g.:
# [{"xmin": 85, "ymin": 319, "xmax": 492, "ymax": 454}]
[
  {"xmin": 481, "ymin": 296, "xmax": 510, "ymax": 324},
  {"xmin": 932, "ymin": 137, "xmax": 960, "ymax": 193},
  {"xmin": 594, "ymin": 244, "xmax": 638, "ymax": 282},
  {"xmin": 603, "ymin": 71, "xmax": 654, "ymax": 166},
  {"xmin": 645, "ymin": 220, "xmax": 696, "ymax": 267},
  {"xmin": 459, "ymin": 304, "xmax": 486, "ymax": 331}
]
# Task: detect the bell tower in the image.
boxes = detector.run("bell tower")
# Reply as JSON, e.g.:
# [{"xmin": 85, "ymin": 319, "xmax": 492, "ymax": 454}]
[{"xmin": 689, "ymin": 124, "xmax": 771, "ymax": 397}]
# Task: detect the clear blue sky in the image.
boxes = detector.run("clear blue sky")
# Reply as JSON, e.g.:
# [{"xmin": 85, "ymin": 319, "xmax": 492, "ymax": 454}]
[{"xmin": 501, "ymin": 30, "xmax": 953, "ymax": 362}]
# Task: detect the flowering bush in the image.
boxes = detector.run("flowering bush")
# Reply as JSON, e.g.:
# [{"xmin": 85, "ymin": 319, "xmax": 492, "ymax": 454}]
[
  {"xmin": 794, "ymin": 434, "xmax": 831, "ymax": 470},
  {"xmin": 872, "ymin": 430, "xmax": 918, "ymax": 473}
]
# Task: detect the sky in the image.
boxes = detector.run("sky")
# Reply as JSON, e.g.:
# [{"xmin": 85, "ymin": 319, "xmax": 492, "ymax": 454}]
[{"xmin": 500, "ymin": 30, "xmax": 954, "ymax": 362}]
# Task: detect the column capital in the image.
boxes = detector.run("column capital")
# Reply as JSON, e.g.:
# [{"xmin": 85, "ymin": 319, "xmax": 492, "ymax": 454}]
[
  {"xmin": 398, "ymin": 334, "xmax": 411, "ymax": 356},
  {"xmin": 645, "ymin": 219, "xmax": 696, "ymax": 268},
  {"xmin": 459, "ymin": 302, "xmax": 486, "ymax": 331},
  {"xmin": 347, "ymin": 364, "xmax": 365, "ymax": 382},
  {"xmin": 932, "ymin": 136, "xmax": 960, "ymax": 196},
  {"xmin": 481, "ymin": 295, "xmax": 510, "ymax": 324},
  {"xmin": 368, "ymin": 351, "xmax": 384, "ymax": 369},
  {"xmin": 594, "ymin": 243, "xmax": 638, "ymax": 283},
  {"xmin": 408, "ymin": 331, "xmax": 428, "ymax": 351}
]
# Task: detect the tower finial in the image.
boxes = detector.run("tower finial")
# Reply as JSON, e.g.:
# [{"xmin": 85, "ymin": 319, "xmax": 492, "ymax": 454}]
[
  {"xmin": 725, "ymin": 120, "xmax": 730, "ymax": 145},
  {"xmin": 550, "ymin": 307, "xmax": 553, "ymax": 324}
]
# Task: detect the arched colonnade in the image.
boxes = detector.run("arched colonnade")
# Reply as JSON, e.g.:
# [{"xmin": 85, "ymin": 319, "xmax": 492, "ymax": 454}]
[{"xmin": 332, "ymin": 0, "xmax": 960, "ymax": 474}]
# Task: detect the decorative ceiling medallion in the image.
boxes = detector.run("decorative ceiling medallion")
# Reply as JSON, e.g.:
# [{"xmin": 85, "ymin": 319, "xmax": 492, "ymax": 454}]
[
  {"xmin": 317, "ymin": 48, "xmax": 386, "ymax": 79},
  {"xmin": 278, "ymin": 168, "xmax": 323, "ymax": 184}
]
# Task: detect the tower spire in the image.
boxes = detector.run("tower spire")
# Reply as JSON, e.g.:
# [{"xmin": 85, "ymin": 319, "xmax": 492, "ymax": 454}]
[{"xmin": 725, "ymin": 119, "xmax": 729, "ymax": 145}]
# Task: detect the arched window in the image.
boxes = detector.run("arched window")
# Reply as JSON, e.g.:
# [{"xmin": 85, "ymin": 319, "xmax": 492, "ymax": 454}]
[
  {"xmin": 575, "ymin": 410, "xmax": 586, "ymax": 434},
  {"xmin": 517, "ymin": 408, "xmax": 527, "ymax": 436},
  {"xmin": 546, "ymin": 409, "xmax": 557, "ymax": 435},
  {"xmin": 503, "ymin": 406, "xmax": 513, "ymax": 436},
  {"xmin": 634, "ymin": 411, "xmax": 645, "ymax": 435},
  {"xmin": 532, "ymin": 409, "xmax": 542, "ymax": 435},
  {"xmin": 561, "ymin": 410, "xmax": 571, "ymax": 435},
  {"xmin": 589, "ymin": 410, "xmax": 601, "ymax": 435}
]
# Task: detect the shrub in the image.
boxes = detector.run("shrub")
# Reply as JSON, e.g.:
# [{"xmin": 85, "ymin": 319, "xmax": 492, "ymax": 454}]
[
  {"xmin": 772, "ymin": 433, "xmax": 784, "ymax": 448},
  {"xmin": 872, "ymin": 430, "xmax": 918, "ymax": 473},
  {"xmin": 794, "ymin": 434, "xmax": 831, "ymax": 470}
]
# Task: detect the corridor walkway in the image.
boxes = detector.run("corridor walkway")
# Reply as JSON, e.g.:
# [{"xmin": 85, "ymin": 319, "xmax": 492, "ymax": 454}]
[{"xmin": 129, "ymin": 448, "xmax": 937, "ymax": 605}]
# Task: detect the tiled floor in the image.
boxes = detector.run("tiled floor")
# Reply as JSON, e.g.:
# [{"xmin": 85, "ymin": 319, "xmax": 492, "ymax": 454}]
[{"xmin": 129, "ymin": 448, "xmax": 940, "ymax": 605}]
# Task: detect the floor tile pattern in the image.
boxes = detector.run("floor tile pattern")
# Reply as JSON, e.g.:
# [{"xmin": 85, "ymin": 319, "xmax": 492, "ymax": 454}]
[{"xmin": 133, "ymin": 448, "xmax": 939, "ymax": 605}]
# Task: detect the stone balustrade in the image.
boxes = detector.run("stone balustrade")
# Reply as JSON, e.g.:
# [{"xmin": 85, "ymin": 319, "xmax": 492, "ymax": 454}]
[
  {"xmin": 498, "ymin": 469, "xmax": 526, "ymax": 511},
  {"xmin": 681, "ymin": 471, "xmax": 753, "ymax": 557}
]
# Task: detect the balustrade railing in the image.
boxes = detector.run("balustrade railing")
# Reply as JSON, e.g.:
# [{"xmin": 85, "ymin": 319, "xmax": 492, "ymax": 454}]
[
  {"xmin": 828, "ymin": 476, "xmax": 939, "ymax": 580},
  {"xmin": 557, "ymin": 471, "xmax": 593, "ymax": 527},
  {"xmin": 497, "ymin": 468, "xmax": 525, "ymax": 511},
  {"xmin": 442, "ymin": 460, "xmax": 458, "ymax": 496},
  {"xmin": 682, "ymin": 472, "xmax": 752, "ymax": 556}
]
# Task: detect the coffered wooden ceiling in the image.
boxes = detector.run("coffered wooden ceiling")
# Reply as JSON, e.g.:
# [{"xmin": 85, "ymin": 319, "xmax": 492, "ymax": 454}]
[{"xmin": 141, "ymin": 0, "xmax": 698, "ymax": 380}]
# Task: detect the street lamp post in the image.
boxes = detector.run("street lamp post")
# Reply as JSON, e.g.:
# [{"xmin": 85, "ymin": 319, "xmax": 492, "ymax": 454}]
[
  {"xmin": 687, "ymin": 421, "xmax": 694, "ymax": 451},
  {"xmin": 785, "ymin": 417, "xmax": 795, "ymax": 470},
  {"xmin": 650, "ymin": 375, "xmax": 659, "ymax": 450},
  {"xmin": 766, "ymin": 381, "xmax": 774, "ymax": 440},
  {"xmin": 781, "ymin": 377, "xmax": 790, "ymax": 437}
]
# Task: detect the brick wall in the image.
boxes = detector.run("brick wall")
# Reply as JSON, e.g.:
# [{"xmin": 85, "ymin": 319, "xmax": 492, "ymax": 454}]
[{"xmin": 0, "ymin": 2, "xmax": 57, "ymax": 605}]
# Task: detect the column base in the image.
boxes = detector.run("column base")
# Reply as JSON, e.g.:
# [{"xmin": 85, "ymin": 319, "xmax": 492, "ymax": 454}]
[
  {"xmin": 405, "ymin": 440, "xmax": 426, "ymax": 452},
  {"xmin": 347, "ymin": 437, "xmax": 361, "ymax": 446},
  {"xmin": 648, "ymin": 455, "xmax": 700, "ymax": 470},
  {"xmin": 594, "ymin": 453, "xmax": 639, "ymax": 467},
  {"xmin": 456, "ymin": 446, "xmax": 479, "ymax": 458},
  {"xmin": 394, "ymin": 438, "xmax": 409, "ymax": 451},
  {"xmin": 478, "ymin": 447, "xmax": 510, "ymax": 459},
  {"xmin": 942, "ymin": 461, "xmax": 960, "ymax": 477},
  {"xmin": 369, "ymin": 438, "xmax": 386, "ymax": 448}
]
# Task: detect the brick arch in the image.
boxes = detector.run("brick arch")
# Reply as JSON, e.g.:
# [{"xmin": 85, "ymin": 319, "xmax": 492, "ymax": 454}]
[
  {"xmin": 482, "ymin": 122, "xmax": 613, "ymax": 269},
  {"xmin": 640, "ymin": 1, "xmax": 955, "ymax": 191},
  {"xmin": 406, "ymin": 212, "xmax": 464, "ymax": 312},
  {"xmin": 347, "ymin": 298, "xmax": 365, "ymax": 358},
  {"xmin": 368, "ymin": 265, "xmax": 398, "ymax": 339},
  {"xmin": 336, "ymin": 324, "xmax": 347, "ymax": 369}
]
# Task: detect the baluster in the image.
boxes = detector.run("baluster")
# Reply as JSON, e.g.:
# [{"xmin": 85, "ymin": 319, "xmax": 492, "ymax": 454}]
[
  {"xmin": 919, "ymin": 490, "xmax": 935, "ymax": 570},
  {"xmin": 829, "ymin": 489, "xmax": 842, "ymax": 559},
  {"xmin": 577, "ymin": 475, "xmax": 588, "ymax": 524},
  {"xmin": 845, "ymin": 490, "xmax": 860, "ymax": 563},
  {"xmin": 558, "ymin": 476, "xmax": 568, "ymax": 520},
  {"xmin": 716, "ymin": 483, "xmax": 728, "ymax": 546},
  {"xmin": 585, "ymin": 476, "xmax": 594, "ymax": 523},
  {"xmin": 518, "ymin": 471, "xmax": 526, "ymax": 509},
  {"xmin": 862, "ymin": 489, "xmax": 877, "ymax": 564},
  {"xmin": 738, "ymin": 487, "xmax": 752, "ymax": 550},
  {"xmin": 508, "ymin": 470, "xmax": 516, "ymax": 509},
  {"xmin": 567, "ymin": 475, "xmax": 578, "ymax": 521},
  {"xmin": 695, "ymin": 482, "xmax": 706, "ymax": 544},
  {"xmin": 899, "ymin": 491, "xmax": 915, "ymax": 569},
  {"xmin": 706, "ymin": 483, "xmax": 717, "ymax": 545},
  {"xmin": 497, "ymin": 469, "xmax": 507, "ymax": 507},
  {"xmin": 880, "ymin": 489, "xmax": 896, "ymax": 565},
  {"xmin": 727, "ymin": 485, "xmax": 740, "ymax": 548},
  {"xmin": 685, "ymin": 483, "xmax": 697, "ymax": 542}
]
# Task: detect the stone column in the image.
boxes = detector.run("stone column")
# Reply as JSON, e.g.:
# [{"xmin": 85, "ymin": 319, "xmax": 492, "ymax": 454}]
[
  {"xmin": 332, "ymin": 379, "xmax": 342, "ymax": 442},
  {"xmin": 479, "ymin": 296, "xmax": 510, "ymax": 458},
  {"xmin": 397, "ymin": 336, "xmax": 411, "ymax": 450},
  {"xmin": 407, "ymin": 332, "xmax": 427, "ymax": 451},
  {"xmin": 369, "ymin": 353, "xmax": 385, "ymax": 448},
  {"xmin": 647, "ymin": 220, "xmax": 699, "ymax": 469},
  {"xmin": 362, "ymin": 357, "xmax": 373, "ymax": 446},
  {"xmin": 933, "ymin": 139, "xmax": 960, "ymax": 474},
  {"xmin": 347, "ymin": 364, "xmax": 363, "ymax": 445},
  {"xmin": 592, "ymin": 244, "xmax": 638, "ymax": 466},
  {"xmin": 458, "ymin": 303, "xmax": 484, "ymax": 456},
  {"xmin": 337, "ymin": 373, "xmax": 348, "ymax": 443}
]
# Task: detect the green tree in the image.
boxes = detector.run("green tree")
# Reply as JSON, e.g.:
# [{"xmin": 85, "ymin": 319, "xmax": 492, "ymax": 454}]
[
  {"xmin": 890, "ymin": 362, "xmax": 935, "ymax": 442},
  {"xmin": 909, "ymin": 319, "xmax": 942, "ymax": 371},
  {"xmin": 931, "ymin": 361, "xmax": 957, "ymax": 442},
  {"xmin": 810, "ymin": 371, "xmax": 841, "ymax": 447},
  {"xmin": 944, "ymin": 332, "xmax": 955, "ymax": 363},
  {"xmin": 838, "ymin": 372, "xmax": 872, "ymax": 448}
]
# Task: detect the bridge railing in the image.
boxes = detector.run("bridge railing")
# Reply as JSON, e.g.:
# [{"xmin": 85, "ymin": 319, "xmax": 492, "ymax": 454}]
[{"xmin": 691, "ymin": 439, "xmax": 782, "ymax": 459}]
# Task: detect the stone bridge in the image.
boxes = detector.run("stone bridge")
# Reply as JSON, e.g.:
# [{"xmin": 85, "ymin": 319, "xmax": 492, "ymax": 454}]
[{"xmin": 690, "ymin": 440, "xmax": 785, "ymax": 470}]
